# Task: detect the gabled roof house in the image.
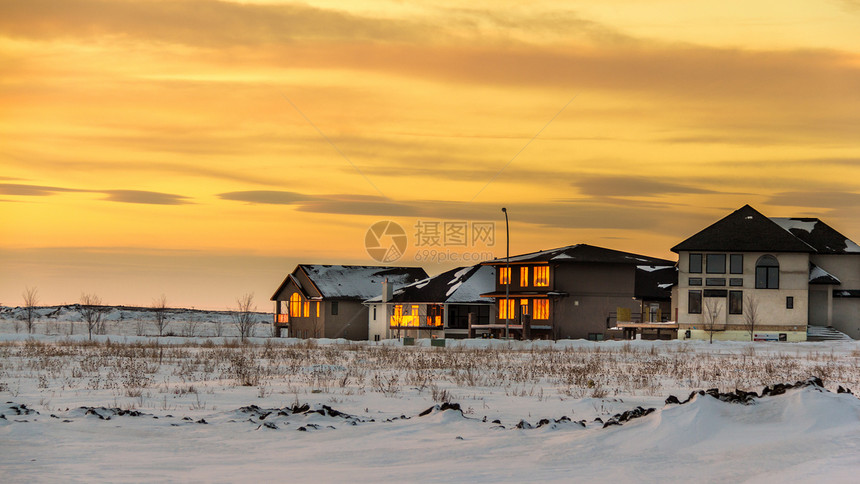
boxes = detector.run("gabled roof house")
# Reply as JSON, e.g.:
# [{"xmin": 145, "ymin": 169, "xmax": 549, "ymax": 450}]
[
  {"xmin": 479, "ymin": 244, "xmax": 676, "ymax": 340},
  {"xmin": 271, "ymin": 265, "xmax": 427, "ymax": 340},
  {"xmin": 672, "ymin": 204, "xmax": 860, "ymax": 341},
  {"xmin": 365, "ymin": 264, "xmax": 495, "ymax": 340}
]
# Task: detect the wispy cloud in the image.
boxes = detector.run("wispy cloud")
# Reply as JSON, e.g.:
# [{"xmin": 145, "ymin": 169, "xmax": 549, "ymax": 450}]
[
  {"xmin": 0, "ymin": 183, "xmax": 190, "ymax": 205},
  {"xmin": 101, "ymin": 190, "xmax": 190, "ymax": 205},
  {"xmin": 571, "ymin": 175, "xmax": 716, "ymax": 198}
]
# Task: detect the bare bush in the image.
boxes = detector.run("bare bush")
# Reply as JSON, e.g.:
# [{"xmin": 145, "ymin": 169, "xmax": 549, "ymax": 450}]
[
  {"xmin": 232, "ymin": 293, "xmax": 256, "ymax": 341},
  {"xmin": 80, "ymin": 293, "xmax": 106, "ymax": 341},
  {"xmin": 152, "ymin": 294, "xmax": 169, "ymax": 337},
  {"xmin": 743, "ymin": 295, "xmax": 759, "ymax": 341},
  {"xmin": 23, "ymin": 286, "xmax": 38, "ymax": 334}
]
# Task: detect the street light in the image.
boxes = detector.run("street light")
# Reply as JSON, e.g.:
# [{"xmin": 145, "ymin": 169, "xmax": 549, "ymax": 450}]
[{"xmin": 502, "ymin": 207, "xmax": 509, "ymax": 339}]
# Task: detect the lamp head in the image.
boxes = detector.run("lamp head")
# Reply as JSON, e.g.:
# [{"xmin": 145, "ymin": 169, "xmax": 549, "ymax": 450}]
[{"xmin": 501, "ymin": 207, "xmax": 507, "ymax": 213}]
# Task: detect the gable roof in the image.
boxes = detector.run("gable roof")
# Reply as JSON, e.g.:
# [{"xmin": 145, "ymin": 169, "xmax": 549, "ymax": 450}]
[
  {"xmin": 770, "ymin": 217, "xmax": 860, "ymax": 255},
  {"xmin": 483, "ymin": 244, "xmax": 674, "ymax": 266},
  {"xmin": 366, "ymin": 265, "xmax": 495, "ymax": 304},
  {"xmin": 671, "ymin": 205, "xmax": 815, "ymax": 253},
  {"xmin": 271, "ymin": 265, "xmax": 428, "ymax": 301}
]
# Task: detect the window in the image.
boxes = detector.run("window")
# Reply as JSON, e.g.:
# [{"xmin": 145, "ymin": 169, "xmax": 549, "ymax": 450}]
[
  {"xmin": 730, "ymin": 254, "xmax": 744, "ymax": 274},
  {"xmin": 393, "ymin": 304, "xmax": 403, "ymax": 323},
  {"xmin": 499, "ymin": 267, "xmax": 511, "ymax": 285},
  {"xmin": 786, "ymin": 296, "xmax": 794, "ymax": 309},
  {"xmin": 533, "ymin": 299, "xmax": 549, "ymax": 319},
  {"xmin": 730, "ymin": 278, "xmax": 744, "ymax": 287},
  {"xmin": 755, "ymin": 255, "xmax": 779, "ymax": 289},
  {"xmin": 689, "ymin": 277, "xmax": 702, "ymax": 286},
  {"xmin": 706, "ymin": 278, "xmax": 726, "ymax": 286},
  {"xmin": 520, "ymin": 267, "xmax": 529, "ymax": 287},
  {"xmin": 499, "ymin": 299, "xmax": 515, "ymax": 319},
  {"xmin": 688, "ymin": 290, "xmax": 702, "ymax": 314},
  {"xmin": 729, "ymin": 291, "xmax": 743, "ymax": 314},
  {"xmin": 331, "ymin": 301, "xmax": 339, "ymax": 315},
  {"xmin": 303, "ymin": 301, "xmax": 309, "ymax": 317},
  {"xmin": 316, "ymin": 301, "xmax": 320, "ymax": 318},
  {"xmin": 289, "ymin": 293, "xmax": 302, "ymax": 317},
  {"xmin": 520, "ymin": 299, "xmax": 529, "ymax": 316},
  {"xmin": 703, "ymin": 289, "xmax": 727, "ymax": 298},
  {"xmin": 533, "ymin": 266, "xmax": 549, "ymax": 286},
  {"xmin": 706, "ymin": 254, "xmax": 726, "ymax": 274},
  {"xmin": 689, "ymin": 253, "xmax": 703, "ymax": 273},
  {"xmin": 372, "ymin": 306, "xmax": 376, "ymax": 320}
]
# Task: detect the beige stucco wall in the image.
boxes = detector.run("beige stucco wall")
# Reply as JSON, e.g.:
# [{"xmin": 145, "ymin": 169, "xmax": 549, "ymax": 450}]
[{"xmin": 676, "ymin": 251, "xmax": 809, "ymax": 335}]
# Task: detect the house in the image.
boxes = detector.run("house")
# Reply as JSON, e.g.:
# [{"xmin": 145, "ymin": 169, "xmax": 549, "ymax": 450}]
[
  {"xmin": 478, "ymin": 244, "xmax": 676, "ymax": 340},
  {"xmin": 365, "ymin": 264, "xmax": 495, "ymax": 341},
  {"xmin": 271, "ymin": 265, "xmax": 428, "ymax": 340},
  {"xmin": 672, "ymin": 204, "xmax": 860, "ymax": 341}
]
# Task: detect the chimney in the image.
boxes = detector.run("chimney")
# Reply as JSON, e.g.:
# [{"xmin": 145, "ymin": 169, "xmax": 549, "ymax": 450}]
[{"xmin": 382, "ymin": 278, "xmax": 393, "ymax": 302}]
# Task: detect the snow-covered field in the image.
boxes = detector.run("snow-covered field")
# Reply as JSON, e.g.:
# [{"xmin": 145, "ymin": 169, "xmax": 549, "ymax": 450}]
[{"xmin": 2, "ymin": 308, "xmax": 860, "ymax": 483}]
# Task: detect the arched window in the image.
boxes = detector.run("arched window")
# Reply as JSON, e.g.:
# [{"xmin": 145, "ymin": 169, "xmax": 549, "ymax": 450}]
[
  {"xmin": 289, "ymin": 293, "xmax": 302, "ymax": 317},
  {"xmin": 755, "ymin": 255, "xmax": 779, "ymax": 289}
]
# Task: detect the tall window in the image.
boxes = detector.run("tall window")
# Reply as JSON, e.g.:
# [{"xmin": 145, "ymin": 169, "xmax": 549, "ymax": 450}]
[
  {"xmin": 331, "ymin": 301, "xmax": 339, "ymax": 315},
  {"xmin": 520, "ymin": 299, "xmax": 529, "ymax": 316},
  {"xmin": 755, "ymin": 255, "xmax": 779, "ymax": 289},
  {"xmin": 499, "ymin": 267, "xmax": 511, "ymax": 284},
  {"xmin": 688, "ymin": 290, "xmax": 702, "ymax": 314},
  {"xmin": 499, "ymin": 299, "xmax": 515, "ymax": 319},
  {"xmin": 533, "ymin": 299, "xmax": 549, "ymax": 319},
  {"xmin": 303, "ymin": 301, "xmax": 310, "ymax": 317},
  {"xmin": 289, "ymin": 293, "xmax": 302, "ymax": 317},
  {"xmin": 534, "ymin": 266, "xmax": 549, "ymax": 286},
  {"xmin": 316, "ymin": 301, "xmax": 320, "ymax": 318},
  {"xmin": 520, "ymin": 267, "xmax": 529, "ymax": 286},
  {"xmin": 689, "ymin": 253, "xmax": 703, "ymax": 273},
  {"xmin": 706, "ymin": 254, "xmax": 726, "ymax": 274},
  {"xmin": 729, "ymin": 291, "xmax": 743, "ymax": 315},
  {"xmin": 730, "ymin": 254, "xmax": 744, "ymax": 274}
]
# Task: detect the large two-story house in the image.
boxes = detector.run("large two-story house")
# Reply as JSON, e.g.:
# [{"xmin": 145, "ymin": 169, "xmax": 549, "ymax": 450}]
[
  {"xmin": 271, "ymin": 265, "xmax": 427, "ymax": 340},
  {"xmin": 479, "ymin": 244, "xmax": 675, "ymax": 340},
  {"xmin": 365, "ymin": 264, "xmax": 495, "ymax": 341},
  {"xmin": 672, "ymin": 205, "xmax": 860, "ymax": 341}
]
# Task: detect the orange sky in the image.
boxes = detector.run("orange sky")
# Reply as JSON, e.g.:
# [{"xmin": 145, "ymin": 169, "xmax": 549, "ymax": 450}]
[{"xmin": 2, "ymin": 0, "xmax": 859, "ymax": 309}]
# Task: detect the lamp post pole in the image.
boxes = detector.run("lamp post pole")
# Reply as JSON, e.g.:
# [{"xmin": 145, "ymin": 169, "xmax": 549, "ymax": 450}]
[{"xmin": 502, "ymin": 207, "xmax": 510, "ymax": 339}]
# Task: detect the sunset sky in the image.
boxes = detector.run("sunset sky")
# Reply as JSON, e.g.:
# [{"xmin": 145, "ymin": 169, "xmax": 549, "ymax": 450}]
[{"xmin": 2, "ymin": 0, "xmax": 859, "ymax": 310}]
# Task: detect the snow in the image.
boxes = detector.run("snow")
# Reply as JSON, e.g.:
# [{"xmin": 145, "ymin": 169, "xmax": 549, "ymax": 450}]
[
  {"xmin": 844, "ymin": 238, "xmax": 860, "ymax": 253},
  {"xmin": 2, "ymin": 313, "xmax": 860, "ymax": 482},
  {"xmin": 637, "ymin": 265, "xmax": 674, "ymax": 272},
  {"xmin": 446, "ymin": 265, "xmax": 494, "ymax": 303},
  {"xmin": 810, "ymin": 264, "xmax": 841, "ymax": 284},
  {"xmin": 771, "ymin": 217, "xmax": 818, "ymax": 234},
  {"xmin": 301, "ymin": 265, "xmax": 424, "ymax": 299}
]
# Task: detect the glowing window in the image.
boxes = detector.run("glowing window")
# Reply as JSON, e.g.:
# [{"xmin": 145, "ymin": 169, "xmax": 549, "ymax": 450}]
[
  {"xmin": 520, "ymin": 267, "xmax": 529, "ymax": 286},
  {"xmin": 289, "ymin": 293, "xmax": 302, "ymax": 317},
  {"xmin": 534, "ymin": 299, "xmax": 549, "ymax": 319},
  {"xmin": 534, "ymin": 266, "xmax": 549, "ymax": 286},
  {"xmin": 499, "ymin": 299, "xmax": 515, "ymax": 319},
  {"xmin": 303, "ymin": 301, "xmax": 309, "ymax": 317},
  {"xmin": 520, "ymin": 299, "xmax": 529, "ymax": 316},
  {"xmin": 499, "ymin": 267, "xmax": 511, "ymax": 284},
  {"xmin": 316, "ymin": 301, "xmax": 320, "ymax": 318}
]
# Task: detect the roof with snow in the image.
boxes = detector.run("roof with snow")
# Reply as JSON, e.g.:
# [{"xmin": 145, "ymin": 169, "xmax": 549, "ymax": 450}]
[
  {"xmin": 672, "ymin": 205, "xmax": 816, "ymax": 253},
  {"xmin": 366, "ymin": 265, "xmax": 495, "ymax": 304},
  {"xmin": 483, "ymin": 244, "xmax": 674, "ymax": 266},
  {"xmin": 771, "ymin": 217, "xmax": 860, "ymax": 255},
  {"xmin": 271, "ymin": 265, "xmax": 428, "ymax": 301},
  {"xmin": 809, "ymin": 263, "xmax": 841, "ymax": 285},
  {"xmin": 635, "ymin": 265, "xmax": 678, "ymax": 301}
]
